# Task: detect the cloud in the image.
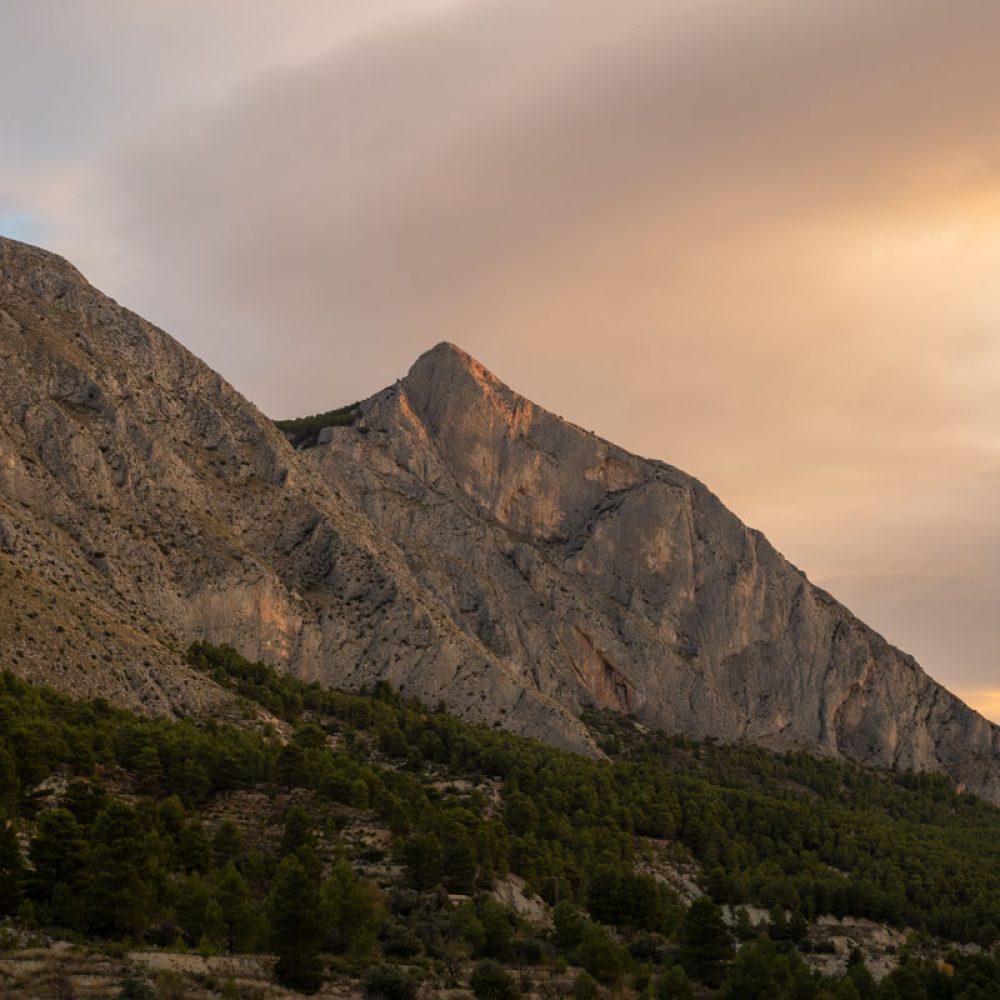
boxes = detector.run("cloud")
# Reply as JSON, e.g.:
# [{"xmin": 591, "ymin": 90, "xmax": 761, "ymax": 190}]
[
  {"xmin": 4, "ymin": 0, "xmax": 1000, "ymax": 700},
  {"xmin": 91, "ymin": 0, "xmax": 1000, "ymax": 417}
]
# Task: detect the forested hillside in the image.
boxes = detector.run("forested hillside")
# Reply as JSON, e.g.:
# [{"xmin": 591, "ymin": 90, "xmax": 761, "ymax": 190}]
[{"xmin": 2, "ymin": 644, "xmax": 1000, "ymax": 998}]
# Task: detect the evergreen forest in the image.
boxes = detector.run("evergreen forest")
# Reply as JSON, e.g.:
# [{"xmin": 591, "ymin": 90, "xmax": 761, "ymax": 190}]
[{"xmin": 2, "ymin": 642, "xmax": 1000, "ymax": 998}]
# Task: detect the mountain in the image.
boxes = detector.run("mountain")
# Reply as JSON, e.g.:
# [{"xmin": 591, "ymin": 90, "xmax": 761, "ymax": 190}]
[
  {"xmin": 309, "ymin": 344, "xmax": 1000, "ymax": 798},
  {"xmin": 0, "ymin": 237, "xmax": 586, "ymax": 746},
  {"xmin": 2, "ymin": 235, "xmax": 998, "ymax": 800}
]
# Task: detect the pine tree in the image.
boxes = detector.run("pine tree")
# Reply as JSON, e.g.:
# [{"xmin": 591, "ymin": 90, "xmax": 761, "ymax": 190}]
[
  {"xmin": 734, "ymin": 906, "xmax": 757, "ymax": 941},
  {"xmin": 63, "ymin": 780, "xmax": 109, "ymax": 825},
  {"xmin": 717, "ymin": 937, "xmax": 786, "ymax": 1000},
  {"xmin": 835, "ymin": 978, "xmax": 862, "ymax": 1000},
  {"xmin": 0, "ymin": 747, "xmax": 19, "ymax": 816},
  {"xmin": 280, "ymin": 805, "xmax": 312, "ymax": 857},
  {"xmin": 216, "ymin": 862, "xmax": 255, "ymax": 953},
  {"xmin": 320, "ymin": 858, "xmax": 385, "ymax": 956},
  {"xmin": 470, "ymin": 959, "xmax": 519, "ymax": 1000},
  {"xmin": 28, "ymin": 808, "xmax": 87, "ymax": 926},
  {"xmin": 586, "ymin": 866, "xmax": 626, "ymax": 926},
  {"xmin": 268, "ymin": 855, "xmax": 324, "ymax": 992},
  {"xmin": 656, "ymin": 965, "xmax": 694, "ymax": 1000},
  {"xmin": 402, "ymin": 832, "xmax": 444, "ymax": 890},
  {"xmin": 574, "ymin": 923, "xmax": 631, "ymax": 986},
  {"xmin": 134, "ymin": 743, "xmax": 165, "ymax": 795},
  {"xmin": 678, "ymin": 897, "xmax": 733, "ymax": 987},
  {"xmin": 84, "ymin": 802, "xmax": 153, "ymax": 938},
  {"xmin": 212, "ymin": 821, "xmax": 244, "ymax": 870},
  {"xmin": 172, "ymin": 758, "xmax": 211, "ymax": 805},
  {"xmin": 350, "ymin": 777, "xmax": 370, "ymax": 808},
  {"xmin": 178, "ymin": 820, "xmax": 214, "ymax": 873},
  {"xmin": 278, "ymin": 742, "xmax": 310, "ymax": 788},
  {"xmin": 175, "ymin": 872, "xmax": 211, "ymax": 945},
  {"xmin": 0, "ymin": 813, "xmax": 23, "ymax": 916},
  {"xmin": 479, "ymin": 896, "xmax": 515, "ymax": 961},
  {"xmin": 202, "ymin": 898, "xmax": 226, "ymax": 953},
  {"xmin": 441, "ymin": 822, "xmax": 477, "ymax": 895},
  {"xmin": 552, "ymin": 901, "xmax": 586, "ymax": 953},
  {"xmin": 846, "ymin": 947, "xmax": 876, "ymax": 999}
]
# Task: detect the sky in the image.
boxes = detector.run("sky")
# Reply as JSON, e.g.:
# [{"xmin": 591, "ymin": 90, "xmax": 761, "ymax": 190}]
[{"xmin": 2, "ymin": 0, "xmax": 999, "ymax": 721}]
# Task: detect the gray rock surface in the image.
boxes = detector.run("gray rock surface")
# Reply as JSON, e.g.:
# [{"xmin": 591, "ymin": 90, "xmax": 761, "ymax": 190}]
[
  {"xmin": 0, "ymin": 237, "xmax": 585, "ymax": 746},
  {"xmin": 314, "ymin": 343, "xmax": 1000, "ymax": 800},
  {"xmin": 2, "ymin": 236, "xmax": 999, "ymax": 799}
]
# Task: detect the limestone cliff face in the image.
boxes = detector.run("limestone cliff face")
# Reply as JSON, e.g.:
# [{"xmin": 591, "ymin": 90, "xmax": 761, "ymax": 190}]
[
  {"xmin": 0, "ymin": 237, "xmax": 588, "ymax": 748},
  {"xmin": 2, "ymin": 236, "xmax": 999, "ymax": 800},
  {"xmin": 313, "ymin": 344, "xmax": 1000, "ymax": 801}
]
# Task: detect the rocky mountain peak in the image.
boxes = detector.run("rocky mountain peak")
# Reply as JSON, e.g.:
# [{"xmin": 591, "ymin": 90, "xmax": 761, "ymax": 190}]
[
  {"xmin": 402, "ymin": 341, "xmax": 526, "ymax": 441},
  {"xmin": 406, "ymin": 340, "xmax": 480, "ymax": 379}
]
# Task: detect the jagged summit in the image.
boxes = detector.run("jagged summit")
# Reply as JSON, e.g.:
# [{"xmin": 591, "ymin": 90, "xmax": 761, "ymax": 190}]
[
  {"xmin": 407, "ymin": 339, "xmax": 475, "ymax": 372},
  {"xmin": 3, "ymin": 239, "xmax": 1000, "ymax": 799},
  {"xmin": 404, "ymin": 341, "xmax": 513, "ymax": 416},
  {"xmin": 404, "ymin": 340, "xmax": 521, "ymax": 397}
]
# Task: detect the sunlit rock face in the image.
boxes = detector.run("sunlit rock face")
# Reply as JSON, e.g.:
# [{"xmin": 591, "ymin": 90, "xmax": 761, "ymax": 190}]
[
  {"xmin": 315, "ymin": 343, "xmax": 1000, "ymax": 800},
  {"xmin": 2, "ymin": 235, "xmax": 999, "ymax": 800}
]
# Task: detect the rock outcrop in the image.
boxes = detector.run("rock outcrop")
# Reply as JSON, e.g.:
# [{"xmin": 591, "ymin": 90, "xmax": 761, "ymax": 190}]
[{"xmin": 2, "ymin": 235, "xmax": 999, "ymax": 799}]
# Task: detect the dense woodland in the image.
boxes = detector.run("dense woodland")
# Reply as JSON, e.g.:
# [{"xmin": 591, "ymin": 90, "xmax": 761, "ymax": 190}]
[{"xmin": 2, "ymin": 643, "xmax": 1000, "ymax": 997}]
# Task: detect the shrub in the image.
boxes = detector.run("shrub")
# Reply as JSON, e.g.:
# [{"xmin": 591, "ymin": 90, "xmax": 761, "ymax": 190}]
[
  {"xmin": 361, "ymin": 963, "xmax": 417, "ymax": 1000},
  {"xmin": 116, "ymin": 981, "xmax": 155, "ymax": 1000},
  {"xmin": 470, "ymin": 960, "xmax": 519, "ymax": 1000}
]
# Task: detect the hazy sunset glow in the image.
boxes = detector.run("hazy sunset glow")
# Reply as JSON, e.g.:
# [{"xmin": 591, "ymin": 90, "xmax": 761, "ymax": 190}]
[{"xmin": 3, "ymin": 1, "xmax": 998, "ymax": 719}]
